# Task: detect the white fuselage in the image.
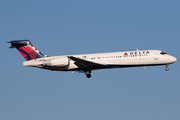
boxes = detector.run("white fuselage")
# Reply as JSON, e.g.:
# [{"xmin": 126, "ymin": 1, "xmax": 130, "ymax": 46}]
[{"xmin": 23, "ymin": 50, "xmax": 177, "ymax": 71}]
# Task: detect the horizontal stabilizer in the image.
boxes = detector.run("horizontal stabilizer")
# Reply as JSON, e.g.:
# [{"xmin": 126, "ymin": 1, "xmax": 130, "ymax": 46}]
[
  {"xmin": 6, "ymin": 40, "xmax": 30, "ymax": 49},
  {"xmin": 6, "ymin": 41, "xmax": 28, "ymax": 45},
  {"xmin": 9, "ymin": 45, "xmax": 16, "ymax": 48}
]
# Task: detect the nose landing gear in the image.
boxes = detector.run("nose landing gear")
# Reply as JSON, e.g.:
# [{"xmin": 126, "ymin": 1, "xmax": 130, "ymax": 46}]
[{"xmin": 165, "ymin": 65, "xmax": 169, "ymax": 71}]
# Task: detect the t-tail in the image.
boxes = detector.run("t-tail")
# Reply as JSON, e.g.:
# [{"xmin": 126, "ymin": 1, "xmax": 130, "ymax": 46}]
[{"xmin": 7, "ymin": 40, "xmax": 47, "ymax": 61}]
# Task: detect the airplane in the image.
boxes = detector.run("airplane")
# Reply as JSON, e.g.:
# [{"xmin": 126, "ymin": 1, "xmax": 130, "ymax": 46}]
[{"xmin": 7, "ymin": 40, "xmax": 177, "ymax": 78}]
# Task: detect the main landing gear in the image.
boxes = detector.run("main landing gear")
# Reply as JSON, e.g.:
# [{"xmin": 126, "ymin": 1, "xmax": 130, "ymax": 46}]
[
  {"xmin": 165, "ymin": 65, "xmax": 169, "ymax": 71},
  {"xmin": 85, "ymin": 70, "xmax": 91, "ymax": 78}
]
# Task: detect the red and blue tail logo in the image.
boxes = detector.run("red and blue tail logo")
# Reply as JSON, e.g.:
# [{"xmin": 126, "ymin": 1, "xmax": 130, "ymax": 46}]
[{"xmin": 7, "ymin": 40, "xmax": 47, "ymax": 61}]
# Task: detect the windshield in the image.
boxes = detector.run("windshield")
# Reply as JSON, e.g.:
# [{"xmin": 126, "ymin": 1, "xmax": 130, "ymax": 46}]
[{"xmin": 160, "ymin": 51, "xmax": 167, "ymax": 55}]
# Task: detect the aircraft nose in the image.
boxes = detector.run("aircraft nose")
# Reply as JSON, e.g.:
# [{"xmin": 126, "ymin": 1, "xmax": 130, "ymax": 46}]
[{"xmin": 169, "ymin": 56, "xmax": 177, "ymax": 63}]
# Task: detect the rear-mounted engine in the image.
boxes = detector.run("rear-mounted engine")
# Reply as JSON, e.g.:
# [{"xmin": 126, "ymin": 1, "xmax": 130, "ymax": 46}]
[{"xmin": 43, "ymin": 57, "xmax": 70, "ymax": 68}]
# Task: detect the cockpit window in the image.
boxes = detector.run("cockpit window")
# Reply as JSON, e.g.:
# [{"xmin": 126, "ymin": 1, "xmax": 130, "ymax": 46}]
[{"xmin": 160, "ymin": 51, "xmax": 167, "ymax": 55}]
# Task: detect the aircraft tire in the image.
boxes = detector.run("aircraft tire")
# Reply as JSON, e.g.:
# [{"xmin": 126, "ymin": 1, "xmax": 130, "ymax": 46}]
[{"xmin": 86, "ymin": 74, "xmax": 91, "ymax": 78}]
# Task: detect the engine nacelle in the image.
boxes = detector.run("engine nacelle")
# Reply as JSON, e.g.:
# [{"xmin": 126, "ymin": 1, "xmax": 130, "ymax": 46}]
[{"xmin": 43, "ymin": 57, "xmax": 70, "ymax": 68}]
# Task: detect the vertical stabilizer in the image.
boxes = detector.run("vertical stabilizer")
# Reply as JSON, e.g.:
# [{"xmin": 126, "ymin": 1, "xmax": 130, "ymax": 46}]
[{"xmin": 7, "ymin": 40, "xmax": 47, "ymax": 61}]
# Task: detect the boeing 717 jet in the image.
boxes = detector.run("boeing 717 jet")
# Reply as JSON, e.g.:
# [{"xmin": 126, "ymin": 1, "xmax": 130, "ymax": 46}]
[{"xmin": 7, "ymin": 40, "xmax": 177, "ymax": 78}]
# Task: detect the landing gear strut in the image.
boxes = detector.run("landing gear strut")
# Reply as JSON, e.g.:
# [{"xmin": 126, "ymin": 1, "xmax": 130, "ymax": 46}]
[
  {"xmin": 165, "ymin": 65, "xmax": 169, "ymax": 71},
  {"xmin": 85, "ymin": 70, "xmax": 91, "ymax": 78}
]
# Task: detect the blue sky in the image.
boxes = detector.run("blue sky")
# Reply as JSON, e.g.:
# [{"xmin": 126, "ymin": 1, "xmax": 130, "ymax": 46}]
[{"xmin": 1, "ymin": 0, "xmax": 180, "ymax": 120}]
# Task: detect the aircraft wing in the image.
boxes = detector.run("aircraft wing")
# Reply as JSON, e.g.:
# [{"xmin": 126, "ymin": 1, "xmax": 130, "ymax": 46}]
[{"xmin": 68, "ymin": 56, "xmax": 107, "ymax": 70}]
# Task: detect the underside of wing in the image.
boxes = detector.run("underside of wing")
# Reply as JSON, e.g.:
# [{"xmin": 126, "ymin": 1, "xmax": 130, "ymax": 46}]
[{"xmin": 68, "ymin": 56, "xmax": 107, "ymax": 70}]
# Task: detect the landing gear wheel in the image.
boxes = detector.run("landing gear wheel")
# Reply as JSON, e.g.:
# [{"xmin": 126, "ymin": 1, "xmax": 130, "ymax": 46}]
[
  {"xmin": 86, "ymin": 74, "xmax": 91, "ymax": 78},
  {"xmin": 85, "ymin": 70, "xmax": 91, "ymax": 78}
]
